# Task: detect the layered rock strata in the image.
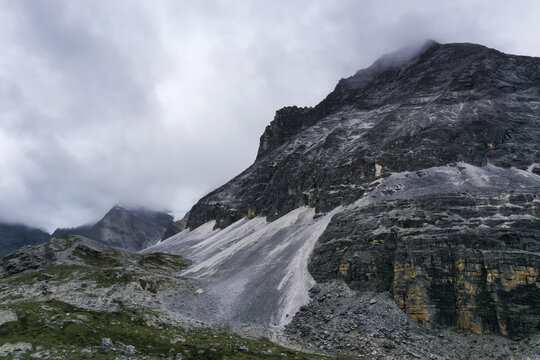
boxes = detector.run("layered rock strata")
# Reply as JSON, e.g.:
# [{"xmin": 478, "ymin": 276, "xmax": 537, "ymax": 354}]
[{"xmin": 184, "ymin": 41, "xmax": 540, "ymax": 336}]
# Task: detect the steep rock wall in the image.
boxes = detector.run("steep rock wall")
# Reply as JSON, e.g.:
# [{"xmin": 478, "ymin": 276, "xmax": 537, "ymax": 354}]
[{"xmin": 182, "ymin": 41, "xmax": 540, "ymax": 337}]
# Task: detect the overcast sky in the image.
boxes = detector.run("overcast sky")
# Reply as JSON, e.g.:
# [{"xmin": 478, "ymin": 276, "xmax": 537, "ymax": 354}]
[{"xmin": 1, "ymin": 0, "xmax": 539, "ymax": 231}]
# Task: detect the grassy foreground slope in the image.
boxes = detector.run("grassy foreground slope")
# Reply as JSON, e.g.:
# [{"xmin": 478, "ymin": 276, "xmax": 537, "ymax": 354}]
[{"xmin": 0, "ymin": 237, "xmax": 354, "ymax": 359}]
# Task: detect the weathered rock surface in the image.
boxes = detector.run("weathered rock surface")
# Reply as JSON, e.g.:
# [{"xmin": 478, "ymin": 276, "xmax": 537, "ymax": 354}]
[
  {"xmin": 0, "ymin": 223, "xmax": 50, "ymax": 259},
  {"xmin": 188, "ymin": 41, "xmax": 540, "ymax": 229},
  {"xmin": 0, "ymin": 310, "xmax": 17, "ymax": 327},
  {"xmin": 285, "ymin": 281, "xmax": 540, "ymax": 359},
  {"xmin": 309, "ymin": 164, "xmax": 540, "ymax": 338},
  {"xmin": 184, "ymin": 41, "xmax": 540, "ymax": 338},
  {"xmin": 0, "ymin": 342, "xmax": 32, "ymax": 358}
]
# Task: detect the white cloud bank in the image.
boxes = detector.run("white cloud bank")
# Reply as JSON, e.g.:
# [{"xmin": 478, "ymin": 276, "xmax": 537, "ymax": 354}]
[{"xmin": 0, "ymin": 0, "xmax": 539, "ymax": 231}]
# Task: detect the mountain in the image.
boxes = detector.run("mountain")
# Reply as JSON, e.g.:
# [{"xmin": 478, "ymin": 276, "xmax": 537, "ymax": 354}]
[
  {"xmin": 1, "ymin": 237, "xmax": 325, "ymax": 359},
  {"xmin": 2, "ymin": 41, "xmax": 540, "ymax": 359},
  {"xmin": 52, "ymin": 205, "xmax": 182, "ymax": 251},
  {"xmin": 154, "ymin": 41, "xmax": 540, "ymax": 340},
  {"xmin": 0, "ymin": 223, "xmax": 50, "ymax": 259},
  {"xmin": 0, "ymin": 206, "xmax": 180, "ymax": 260},
  {"xmin": 51, "ymin": 223, "xmax": 94, "ymax": 238},
  {"xmin": 188, "ymin": 40, "xmax": 540, "ymax": 229}
]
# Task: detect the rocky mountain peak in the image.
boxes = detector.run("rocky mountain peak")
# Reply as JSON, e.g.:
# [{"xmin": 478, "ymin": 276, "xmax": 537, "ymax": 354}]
[
  {"xmin": 347, "ymin": 39, "xmax": 440, "ymax": 84},
  {"xmin": 2, "ymin": 42, "xmax": 538, "ymax": 357},
  {"xmin": 191, "ymin": 41, "xmax": 540, "ymax": 230},
  {"xmin": 103, "ymin": 205, "xmax": 173, "ymax": 224},
  {"xmin": 255, "ymin": 41, "xmax": 441, "ymax": 161},
  {"xmin": 51, "ymin": 205, "xmax": 182, "ymax": 252},
  {"xmin": 254, "ymin": 40, "xmax": 538, "ymax": 163},
  {"xmin": 180, "ymin": 41, "xmax": 540, "ymax": 338}
]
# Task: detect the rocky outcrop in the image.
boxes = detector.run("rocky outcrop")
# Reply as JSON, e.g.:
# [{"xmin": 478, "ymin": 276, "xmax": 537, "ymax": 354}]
[
  {"xmin": 285, "ymin": 281, "xmax": 540, "ymax": 359},
  {"xmin": 257, "ymin": 106, "xmax": 317, "ymax": 160},
  {"xmin": 0, "ymin": 223, "xmax": 50, "ymax": 259},
  {"xmin": 0, "ymin": 235, "xmax": 190, "ymax": 277},
  {"xmin": 309, "ymin": 165, "xmax": 540, "ymax": 338},
  {"xmin": 184, "ymin": 41, "xmax": 540, "ymax": 337}
]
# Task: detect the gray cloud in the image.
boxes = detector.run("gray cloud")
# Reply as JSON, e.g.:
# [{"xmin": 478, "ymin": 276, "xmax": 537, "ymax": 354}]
[{"xmin": 0, "ymin": 0, "xmax": 539, "ymax": 231}]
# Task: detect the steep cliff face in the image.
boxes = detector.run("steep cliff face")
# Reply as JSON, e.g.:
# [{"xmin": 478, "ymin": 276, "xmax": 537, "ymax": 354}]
[
  {"xmin": 184, "ymin": 41, "xmax": 540, "ymax": 337},
  {"xmin": 188, "ymin": 41, "xmax": 540, "ymax": 230},
  {"xmin": 308, "ymin": 164, "xmax": 539, "ymax": 338}
]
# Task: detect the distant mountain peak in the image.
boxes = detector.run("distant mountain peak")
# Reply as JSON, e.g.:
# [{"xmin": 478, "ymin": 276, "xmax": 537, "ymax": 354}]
[
  {"xmin": 0, "ymin": 223, "xmax": 50, "ymax": 259},
  {"xmin": 51, "ymin": 205, "xmax": 182, "ymax": 252}
]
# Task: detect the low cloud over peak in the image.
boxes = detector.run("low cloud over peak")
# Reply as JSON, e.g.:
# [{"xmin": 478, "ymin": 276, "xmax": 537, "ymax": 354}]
[{"xmin": 1, "ymin": 0, "xmax": 539, "ymax": 231}]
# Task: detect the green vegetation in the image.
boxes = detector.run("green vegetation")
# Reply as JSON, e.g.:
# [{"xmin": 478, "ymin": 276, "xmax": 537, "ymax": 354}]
[
  {"xmin": 3, "ymin": 264, "xmax": 175, "ymax": 295},
  {"xmin": 52, "ymin": 236, "xmax": 79, "ymax": 252},
  {"xmin": 138, "ymin": 252, "xmax": 191, "ymax": 271},
  {"xmin": 0, "ymin": 239, "xmax": 355, "ymax": 359},
  {"xmin": 84, "ymin": 267, "xmax": 135, "ymax": 288},
  {"xmin": 0, "ymin": 300, "xmax": 352, "ymax": 359},
  {"xmin": 72, "ymin": 245, "xmax": 122, "ymax": 267},
  {"xmin": 3, "ymin": 270, "xmax": 38, "ymax": 286}
]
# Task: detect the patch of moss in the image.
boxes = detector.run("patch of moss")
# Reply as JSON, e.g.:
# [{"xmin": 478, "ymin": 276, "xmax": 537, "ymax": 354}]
[
  {"xmin": 3, "ymin": 270, "xmax": 37, "ymax": 286},
  {"xmin": 52, "ymin": 236, "xmax": 79, "ymax": 252},
  {"xmin": 85, "ymin": 268, "xmax": 134, "ymax": 288},
  {"xmin": 138, "ymin": 278, "xmax": 163, "ymax": 294},
  {"xmin": 0, "ymin": 300, "xmax": 354, "ymax": 359},
  {"xmin": 138, "ymin": 252, "xmax": 190, "ymax": 271},
  {"xmin": 71, "ymin": 245, "xmax": 122, "ymax": 267},
  {"xmin": 43, "ymin": 265, "xmax": 88, "ymax": 279}
]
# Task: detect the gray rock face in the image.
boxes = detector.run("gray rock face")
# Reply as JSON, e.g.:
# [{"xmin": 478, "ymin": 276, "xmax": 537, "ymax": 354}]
[
  {"xmin": 309, "ymin": 164, "xmax": 540, "ymax": 338},
  {"xmin": 184, "ymin": 41, "xmax": 540, "ymax": 337},
  {"xmin": 0, "ymin": 223, "xmax": 50, "ymax": 259},
  {"xmin": 188, "ymin": 41, "xmax": 540, "ymax": 229},
  {"xmin": 285, "ymin": 281, "xmax": 540, "ymax": 359},
  {"xmin": 53, "ymin": 205, "xmax": 180, "ymax": 251}
]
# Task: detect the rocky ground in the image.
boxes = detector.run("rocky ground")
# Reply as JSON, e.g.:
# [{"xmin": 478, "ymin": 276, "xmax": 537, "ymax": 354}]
[
  {"xmin": 284, "ymin": 282, "xmax": 540, "ymax": 359},
  {"xmin": 0, "ymin": 236, "xmax": 353, "ymax": 359},
  {"xmin": 1, "ymin": 236, "xmax": 539, "ymax": 359}
]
